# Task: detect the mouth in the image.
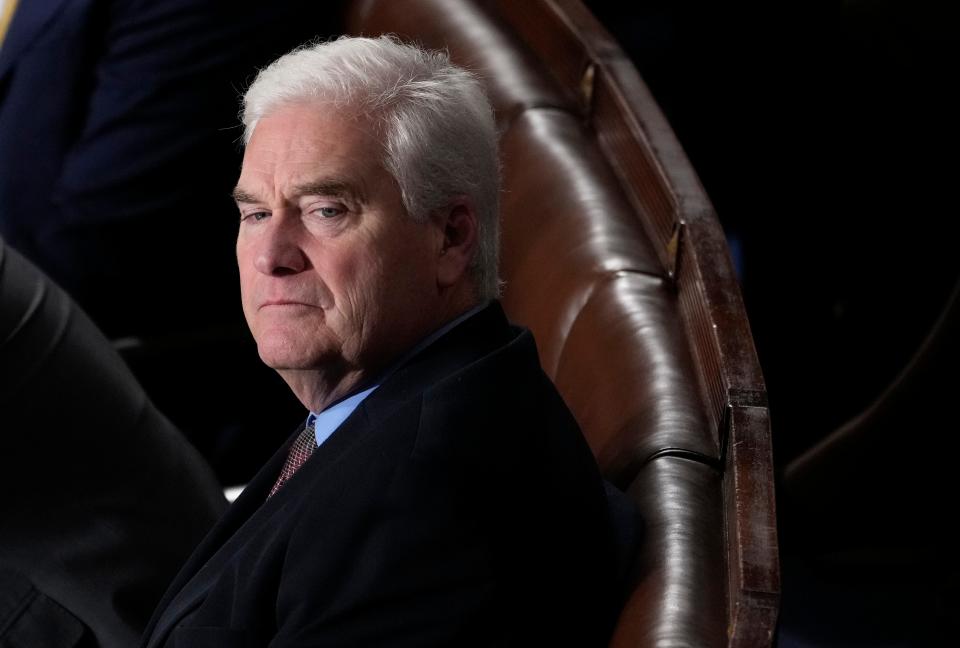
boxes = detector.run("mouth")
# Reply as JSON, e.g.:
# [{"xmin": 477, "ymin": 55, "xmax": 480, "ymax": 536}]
[{"xmin": 259, "ymin": 300, "xmax": 317, "ymax": 310}]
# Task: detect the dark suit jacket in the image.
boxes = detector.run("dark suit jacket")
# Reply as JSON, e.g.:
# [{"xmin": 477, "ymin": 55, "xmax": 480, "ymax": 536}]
[
  {"xmin": 0, "ymin": 238, "xmax": 228, "ymax": 648},
  {"xmin": 142, "ymin": 302, "xmax": 619, "ymax": 647}
]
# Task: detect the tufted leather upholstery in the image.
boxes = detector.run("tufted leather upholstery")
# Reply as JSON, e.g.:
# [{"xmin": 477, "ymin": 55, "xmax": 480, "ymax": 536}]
[{"xmin": 348, "ymin": 0, "xmax": 779, "ymax": 645}]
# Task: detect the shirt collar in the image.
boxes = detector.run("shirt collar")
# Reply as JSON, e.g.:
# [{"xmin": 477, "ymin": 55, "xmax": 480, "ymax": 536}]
[{"xmin": 307, "ymin": 384, "xmax": 378, "ymax": 447}]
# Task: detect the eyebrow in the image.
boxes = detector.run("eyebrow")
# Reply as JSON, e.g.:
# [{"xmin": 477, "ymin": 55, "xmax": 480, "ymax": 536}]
[
  {"xmin": 231, "ymin": 179, "xmax": 365, "ymax": 205},
  {"xmin": 295, "ymin": 180, "xmax": 364, "ymax": 202},
  {"xmin": 231, "ymin": 188, "xmax": 259, "ymax": 204}
]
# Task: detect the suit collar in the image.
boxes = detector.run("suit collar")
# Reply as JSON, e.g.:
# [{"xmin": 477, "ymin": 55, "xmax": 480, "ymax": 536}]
[
  {"xmin": 363, "ymin": 300, "xmax": 517, "ymax": 413},
  {"xmin": 0, "ymin": 0, "xmax": 68, "ymax": 82}
]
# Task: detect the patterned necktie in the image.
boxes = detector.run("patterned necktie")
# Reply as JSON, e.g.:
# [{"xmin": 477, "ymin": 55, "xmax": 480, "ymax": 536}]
[{"xmin": 268, "ymin": 418, "xmax": 318, "ymax": 498}]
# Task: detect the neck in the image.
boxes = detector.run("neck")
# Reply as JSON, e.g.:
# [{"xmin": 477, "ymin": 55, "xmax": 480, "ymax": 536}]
[
  {"xmin": 280, "ymin": 364, "xmax": 370, "ymax": 413},
  {"xmin": 282, "ymin": 291, "xmax": 482, "ymax": 413}
]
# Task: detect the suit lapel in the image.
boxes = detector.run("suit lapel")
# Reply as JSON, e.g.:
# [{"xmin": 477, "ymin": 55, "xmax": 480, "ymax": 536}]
[
  {"xmin": 145, "ymin": 402, "xmax": 389, "ymax": 646},
  {"xmin": 0, "ymin": 0, "xmax": 69, "ymax": 82},
  {"xmin": 143, "ymin": 425, "xmax": 298, "ymax": 648}
]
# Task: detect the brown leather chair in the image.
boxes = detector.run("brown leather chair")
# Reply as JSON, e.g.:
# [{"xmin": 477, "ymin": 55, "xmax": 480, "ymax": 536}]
[{"xmin": 347, "ymin": 1, "xmax": 780, "ymax": 645}]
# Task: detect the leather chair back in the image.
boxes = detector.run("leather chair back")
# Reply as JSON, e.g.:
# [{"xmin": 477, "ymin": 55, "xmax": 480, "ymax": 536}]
[{"xmin": 347, "ymin": 1, "xmax": 780, "ymax": 644}]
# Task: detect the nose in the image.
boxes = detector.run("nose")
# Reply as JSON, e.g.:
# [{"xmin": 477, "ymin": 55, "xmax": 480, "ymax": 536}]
[{"xmin": 252, "ymin": 214, "xmax": 308, "ymax": 276}]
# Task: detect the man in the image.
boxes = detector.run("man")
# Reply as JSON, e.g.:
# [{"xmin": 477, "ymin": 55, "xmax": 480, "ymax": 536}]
[{"xmin": 142, "ymin": 36, "xmax": 618, "ymax": 646}]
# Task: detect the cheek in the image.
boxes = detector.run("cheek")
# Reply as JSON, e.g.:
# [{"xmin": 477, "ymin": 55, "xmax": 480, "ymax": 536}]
[
  {"xmin": 325, "ymin": 246, "xmax": 381, "ymax": 300},
  {"xmin": 237, "ymin": 271, "xmax": 267, "ymax": 335},
  {"xmin": 335, "ymin": 275, "xmax": 379, "ymax": 335},
  {"xmin": 236, "ymin": 242, "xmax": 252, "ymax": 291},
  {"xmin": 237, "ymin": 268, "xmax": 256, "ymax": 313}
]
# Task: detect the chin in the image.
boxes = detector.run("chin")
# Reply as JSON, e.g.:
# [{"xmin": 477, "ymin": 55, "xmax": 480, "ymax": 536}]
[
  {"xmin": 255, "ymin": 333, "xmax": 301, "ymax": 367},
  {"xmin": 255, "ymin": 334, "xmax": 337, "ymax": 372},
  {"xmin": 258, "ymin": 348, "xmax": 317, "ymax": 371}
]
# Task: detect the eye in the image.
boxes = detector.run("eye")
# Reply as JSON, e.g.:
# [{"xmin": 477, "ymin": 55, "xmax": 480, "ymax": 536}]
[
  {"xmin": 313, "ymin": 205, "xmax": 345, "ymax": 219},
  {"xmin": 240, "ymin": 211, "xmax": 270, "ymax": 223}
]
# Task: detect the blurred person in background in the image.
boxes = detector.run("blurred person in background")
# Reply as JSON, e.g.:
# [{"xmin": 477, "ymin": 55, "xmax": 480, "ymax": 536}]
[{"xmin": 0, "ymin": 0, "xmax": 345, "ymax": 484}]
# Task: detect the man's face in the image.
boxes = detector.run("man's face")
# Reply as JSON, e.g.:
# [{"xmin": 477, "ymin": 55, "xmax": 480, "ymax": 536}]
[{"xmin": 235, "ymin": 103, "xmax": 444, "ymax": 383}]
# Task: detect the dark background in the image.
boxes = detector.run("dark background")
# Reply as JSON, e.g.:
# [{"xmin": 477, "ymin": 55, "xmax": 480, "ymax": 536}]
[
  {"xmin": 586, "ymin": 0, "xmax": 958, "ymax": 645},
  {"xmin": 587, "ymin": 0, "xmax": 957, "ymax": 461}
]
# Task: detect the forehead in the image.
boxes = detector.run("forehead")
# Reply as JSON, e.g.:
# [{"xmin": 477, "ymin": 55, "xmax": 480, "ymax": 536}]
[{"xmin": 239, "ymin": 102, "xmax": 384, "ymax": 191}]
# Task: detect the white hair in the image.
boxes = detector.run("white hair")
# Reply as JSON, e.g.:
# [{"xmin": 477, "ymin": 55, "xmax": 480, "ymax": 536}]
[{"xmin": 242, "ymin": 35, "xmax": 501, "ymax": 300}]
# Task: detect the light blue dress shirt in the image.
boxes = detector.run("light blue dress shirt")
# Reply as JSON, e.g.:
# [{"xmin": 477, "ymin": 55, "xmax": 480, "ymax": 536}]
[{"xmin": 306, "ymin": 386, "xmax": 377, "ymax": 447}]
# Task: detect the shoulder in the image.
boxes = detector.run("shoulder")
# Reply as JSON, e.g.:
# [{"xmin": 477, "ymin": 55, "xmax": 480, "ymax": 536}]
[{"xmin": 415, "ymin": 323, "xmax": 586, "ymax": 462}]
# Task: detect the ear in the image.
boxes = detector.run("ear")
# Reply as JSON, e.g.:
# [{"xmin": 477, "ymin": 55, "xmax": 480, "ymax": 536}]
[{"xmin": 433, "ymin": 197, "xmax": 479, "ymax": 290}]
